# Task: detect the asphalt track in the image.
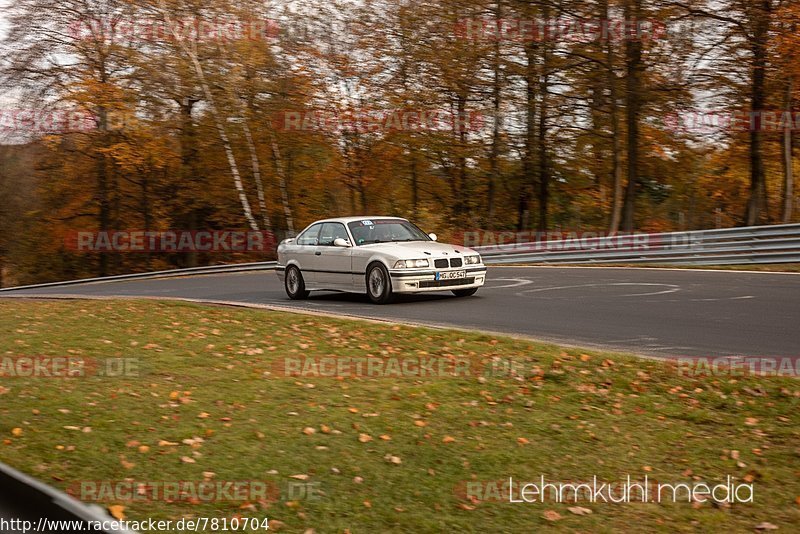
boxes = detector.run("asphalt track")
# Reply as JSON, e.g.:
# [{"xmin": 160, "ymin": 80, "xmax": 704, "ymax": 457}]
[{"xmin": 2, "ymin": 266, "xmax": 798, "ymax": 358}]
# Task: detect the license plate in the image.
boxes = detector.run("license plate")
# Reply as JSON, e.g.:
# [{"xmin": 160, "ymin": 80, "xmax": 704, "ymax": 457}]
[{"xmin": 436, "ymin": 270, "xmax": 466, "ymax": 281}]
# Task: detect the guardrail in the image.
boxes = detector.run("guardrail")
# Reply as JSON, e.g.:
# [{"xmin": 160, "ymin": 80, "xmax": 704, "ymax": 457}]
[
  {"xmin": 1, "ymin": 224, "xmax": 798, "ymax": 292},
  {"xmin": 475, "ymin": 223, "xmax": 800, "ymax": 266},
  {"xmin": 0, "ymin": 261, "xmax": 277, "ymax": 292}
]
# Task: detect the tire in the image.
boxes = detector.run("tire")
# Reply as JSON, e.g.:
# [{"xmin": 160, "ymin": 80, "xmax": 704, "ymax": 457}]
[
  {"xmin": 452, "ymin": 287, "xmax": 478, "ymax": 297},
  {"xmin": 366, "ymin": 263, "xmax": 393, "ymax": 304},
  {"xmin": 285, "ymin": 265, "xmax": 310, "ymax": 300}
]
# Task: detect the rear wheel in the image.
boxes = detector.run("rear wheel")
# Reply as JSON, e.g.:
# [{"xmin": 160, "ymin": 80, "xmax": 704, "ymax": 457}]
[
  {"xmin": 452, "ymin": 288, "xmax": 478, "ymax": 297},
  {"xmin": 366, "ymin": 263, "xmax": 393, "ymax": 304},
  {"xmin": 285, "ymin": 265, "xmax": 310, "ymax": 300}
]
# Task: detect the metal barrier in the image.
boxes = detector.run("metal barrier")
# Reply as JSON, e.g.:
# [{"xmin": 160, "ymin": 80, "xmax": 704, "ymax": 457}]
[
  {"xmin": 0, "ymin": 262, "xmax": 277, "ymax": 292},
  {"xmin": 1, "ymin": 224, "xmax": 798, "ymax": 292},
  {"xmin": 475, "ymin": 223, "xmax": 800, "ymax": 266}
]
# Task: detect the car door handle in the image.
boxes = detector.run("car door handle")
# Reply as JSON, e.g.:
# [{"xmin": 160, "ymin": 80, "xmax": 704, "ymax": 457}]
[{"xmin": 315, "ymin": 251, "xmax": 321, "ymax": 256}]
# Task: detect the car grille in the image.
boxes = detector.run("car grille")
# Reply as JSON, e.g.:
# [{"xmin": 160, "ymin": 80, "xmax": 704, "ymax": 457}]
[
  {"xmin": 449, "ymin": 258, "xmax": 463, "ymax": 268},
  {"xmin": 434, "ymin": 259, "xmax": 449, "ymax": 269},
  {"xmin": 419, "ymin": 277, "xmax": 475, "ymax": 288}
]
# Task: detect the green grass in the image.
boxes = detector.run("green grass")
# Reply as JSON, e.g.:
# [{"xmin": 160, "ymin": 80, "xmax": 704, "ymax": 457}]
[{"xmin": 0, "ymin": 300, "xmax": 798, "ymax": 533}]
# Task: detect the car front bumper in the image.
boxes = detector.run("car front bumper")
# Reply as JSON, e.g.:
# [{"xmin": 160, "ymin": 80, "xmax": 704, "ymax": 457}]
[{"xmin": 388, "ymin": 267, "xmax": 487, "ymax": 293}]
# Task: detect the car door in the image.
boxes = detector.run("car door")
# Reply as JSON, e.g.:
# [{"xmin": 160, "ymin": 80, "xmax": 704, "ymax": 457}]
[
  {"xmin": 293, "ymin": 223, "xmax": 322, "ymax": 285},
  {"xmin": 312, "ymin": 222, "xmax": 353, "ymax": 289}
]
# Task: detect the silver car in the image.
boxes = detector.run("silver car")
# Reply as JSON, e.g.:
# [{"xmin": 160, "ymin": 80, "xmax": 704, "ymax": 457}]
[{"xmin": 276, "ymin": 216, "xmax": 486, "ymax": 303}]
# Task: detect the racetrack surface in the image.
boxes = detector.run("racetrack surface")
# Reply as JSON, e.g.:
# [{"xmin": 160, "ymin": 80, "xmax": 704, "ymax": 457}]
[{"xmin": 2, "ymin": 266, "xmax": 798, "ymax": 358}]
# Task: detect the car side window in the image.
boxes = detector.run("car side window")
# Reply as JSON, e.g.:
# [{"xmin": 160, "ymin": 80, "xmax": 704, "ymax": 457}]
[
  {"xmin": 318, "ymin": 223, "xmax": 349, "ymax": 246},
  {"xmin": 296, "ymin": 224, "xmax": 322, "ymax": 246}
]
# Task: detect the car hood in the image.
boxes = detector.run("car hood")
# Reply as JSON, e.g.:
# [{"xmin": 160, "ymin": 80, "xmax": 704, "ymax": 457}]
[{"xmin": 360, "ymin": 241, "xmax": 477, "ymax": 258}]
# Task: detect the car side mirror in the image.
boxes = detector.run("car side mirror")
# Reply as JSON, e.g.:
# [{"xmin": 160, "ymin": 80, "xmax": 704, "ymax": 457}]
[
  {"xmin": 428, "ymin": 233, "xmax": 437, "ymax": 242},
  {"xmin": 333, "ymin": 238, "xmax": 351, "ymax": 247}
]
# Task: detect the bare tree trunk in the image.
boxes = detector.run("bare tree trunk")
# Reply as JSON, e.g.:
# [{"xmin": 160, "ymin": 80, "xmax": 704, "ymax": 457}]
[
  {"xmin": 604, "ymin": 0, "xmax": 624, "ymax": 233},
  {"xmin": 487, "ymin": 2, "xmax": 503, "ymax": 231},
  {"xmin": 240, "ymin": 118, "xmax": 273, "ymax": 233},
  {"xmin": 621, "ymin": 0, "xmax": 643, "ymax": 232},
  {"xmin": 267, "ymin": 129, "xmax": 295, "ymax": 236},
  {"xmin": 782, "ymin": 76, "xmax": 794, "ymax": 223},
  {"xmin": 745, "ymin": 1, "xmax": 772, "ymax": 226},
  {"xmin": 521, "ymin": 38, "xmax": 537, "ymax": 232},
  {"xmin": 537, "ymin": 7, "xmax": 551, "ymax": 233},
  {"xmin": 157, "ymin": 0, "xmax": 259, "ymax": 231}
]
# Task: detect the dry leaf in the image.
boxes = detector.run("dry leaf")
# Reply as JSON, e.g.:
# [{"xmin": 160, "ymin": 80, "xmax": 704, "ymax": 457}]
[
  {"xmin": 542, "ymin": 510, "xmax": 562, "ymax": 522},
  {"xmin": 180, "ymin": 456, "xmax": 196, "ymax": 464},
  {"xmin": 11, "ymin": 428, "xmax": 22, "ymax": 437},
  {"xmin": 567, "ymin": 506, "xmax": 592, "ymax": 516},
  {"xmin": 414, "ymin": 420, "xmax": 427, "ymax": 427},
  {"xmin": 754, "ymin": 522, "xmax": 778, "ymax": 531},
  {"xmin": 358, "ymin": 433, "xmax": 372, "ymax": 443},
  {"xmin": 517, "ymin": 437, "xmax": 530, "ymax": 445},
  {"xmin": 442, "ymin": 436, "xmax": 456, "ymax": 444},
  {"xmin": 290, "ymin": 474, "xmax": 309, "ymax": 480},
  {"xmin": 302, "ymin": 427, "xmax": 316, "ymax": 435},
  {"xmin": 108, "ymin": 505, "xmax": 126, "ymax": 520}
]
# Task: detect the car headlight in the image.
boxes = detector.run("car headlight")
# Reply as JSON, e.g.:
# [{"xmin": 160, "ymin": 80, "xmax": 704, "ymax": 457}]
[
  {"xmin": 393, "ymin": 259, "xmax": 430, "ymax": 269},
  {"xmin": 464, "ymin": 255, "xmax": 481, "ymax": 265}
]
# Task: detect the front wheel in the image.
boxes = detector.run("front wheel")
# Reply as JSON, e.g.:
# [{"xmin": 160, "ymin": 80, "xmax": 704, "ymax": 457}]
[
  {"xmin": 366, "ymin": 263, "xmax": 393, "ymax": 304},
  {"xmin": 285, "ymin": 266, "xmax": 310, "ymax": 300},
  {"xmin": 452, "ymin": 288, "xmax": 478, "ymax": 297}
]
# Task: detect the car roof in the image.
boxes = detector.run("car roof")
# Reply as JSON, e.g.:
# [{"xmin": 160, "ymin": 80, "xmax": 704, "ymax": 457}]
[{"xmin": 309, "ymin": 216, "xmax": 409, "ymax": 225}]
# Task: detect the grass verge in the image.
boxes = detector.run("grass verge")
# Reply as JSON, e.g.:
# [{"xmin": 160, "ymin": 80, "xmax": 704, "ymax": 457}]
[{"xmin": 0, "ymin": 300, "xmax": 798, "ymax": 532}]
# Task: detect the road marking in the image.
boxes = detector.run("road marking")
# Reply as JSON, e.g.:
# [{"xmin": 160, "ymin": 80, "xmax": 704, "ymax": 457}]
[
  {"xmin": 518, "ymin": 283, "xmax": 681, "ymax": 298},
  {"xmin": 484, "ymin": 278, "xmax": 535, "ymax": 289}
]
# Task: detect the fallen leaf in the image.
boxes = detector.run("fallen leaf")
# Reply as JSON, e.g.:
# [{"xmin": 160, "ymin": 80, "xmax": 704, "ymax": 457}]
[
  {"xmin": 11, "ymin": 428, "xmax": 22, "ymax": 437},
  {"xmin": 442, "ymin": 436, "xmax": 456, "ymax": 444},
  {"xmin": 517, "ymin": 437, "xmax": 530, "ymax": 445},
  {"xmin": 180, "ymin": 456, "xmax": 196, "ymax": 464},
  {"xmin": 302, "ymin": 427, "xmax": 316, "ymax": 435},
  {"xmin": 290, "ymin": 474, "xmax": 309, "ymax": 480},
  {"xmin": 754, "ymin": 522, "xmax": 778, "ymax": 530},
  {"xmin": 358, "ymin": 433, "xmax": 372, "ymax": 443},
  {"xmin": 379, "ymin": 435, "xmax": 391, "ymax": 441},
  {"xmin": 745, "ymin": 417, "xmax": 759, "ymax": 426},
  {"xmin": 414, "ymin": 420, "xmax": 427, "ymax": 427},
  {"xmin": 567, "ymin": 506, "xmax": 592, "ymax": 516},
  {"xmin": 108, "ymin": 505, "xmax": 126, "ymax": 520},
  {"xmin": 348, "ymin": 408, "xmax": 359, "ymax": 414},
  {"xmin": 542, "ymin": 510, "xmax": 562, "ymax": 522}
]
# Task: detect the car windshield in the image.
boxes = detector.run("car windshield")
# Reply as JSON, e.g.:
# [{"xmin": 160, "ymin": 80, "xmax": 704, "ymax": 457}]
[{"xmin": 347, "ymin": 219, "xmax": 431, "ymax": 245}]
